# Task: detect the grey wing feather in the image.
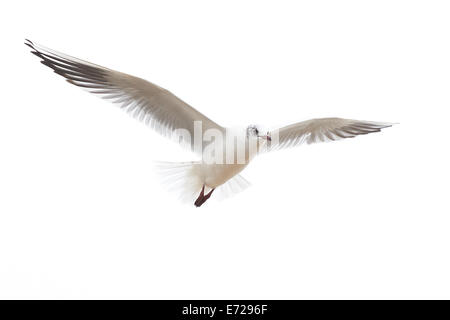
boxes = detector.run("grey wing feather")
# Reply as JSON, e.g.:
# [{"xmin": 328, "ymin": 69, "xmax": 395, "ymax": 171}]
[
  {"xmin": 25, "ymin": 39, "xmax": 224, "ymax": 153},
  {"xmin": 267, "ymin": 117, "xmax": 394, "ymax": 151}
]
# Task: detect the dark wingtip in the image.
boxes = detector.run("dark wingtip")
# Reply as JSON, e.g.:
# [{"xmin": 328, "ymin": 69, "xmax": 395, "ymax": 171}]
[{"xmin": 24, "ymin": 39, "xmax": 36, "ymax": 53}]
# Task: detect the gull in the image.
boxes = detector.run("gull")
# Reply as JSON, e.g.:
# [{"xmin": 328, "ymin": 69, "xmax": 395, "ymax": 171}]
[{"xmin": 25, "ymin": 39, "xmax": 394, "ymax": 207}]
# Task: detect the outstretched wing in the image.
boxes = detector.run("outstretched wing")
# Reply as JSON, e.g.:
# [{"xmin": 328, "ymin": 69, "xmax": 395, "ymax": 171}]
[
  {"xmin": 267, "ymin": 117, "xmax": 394, "ymax": 151},
  {"xmin": 25, "ymin": 39, "xmax": 224, "ymax": 153}
]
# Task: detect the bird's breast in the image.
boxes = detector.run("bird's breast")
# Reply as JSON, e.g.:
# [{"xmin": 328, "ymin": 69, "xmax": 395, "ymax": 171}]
[{"xmin": 200, "ymin": 162, "xmax": 249, "ymax": 188}]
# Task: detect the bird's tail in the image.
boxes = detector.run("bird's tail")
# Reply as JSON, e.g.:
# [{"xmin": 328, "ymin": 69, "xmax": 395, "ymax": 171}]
[
  {"xmin": 154, "ymin": 161, "xmax": 204, "ymax": 204},
  {"xmin": 153, "ymin": 161, "xmax": 251, "ymax": 204}
]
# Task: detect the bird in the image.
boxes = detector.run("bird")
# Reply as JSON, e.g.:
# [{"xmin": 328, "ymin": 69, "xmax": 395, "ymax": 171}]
[{"xmin": 25, "ymin": 39, "xmax": 395, "ymax": 207}]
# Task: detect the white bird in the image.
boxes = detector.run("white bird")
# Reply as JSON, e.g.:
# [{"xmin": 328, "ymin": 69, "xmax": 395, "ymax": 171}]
[{"xmin": 26, "ymin": 39, "xmax": 394, "ymax": 207}]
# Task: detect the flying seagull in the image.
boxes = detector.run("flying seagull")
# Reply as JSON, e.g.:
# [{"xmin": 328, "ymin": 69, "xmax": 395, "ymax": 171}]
[{"xmin": 25, "ymin": 39, "xmax": 394, "ymax": 207}]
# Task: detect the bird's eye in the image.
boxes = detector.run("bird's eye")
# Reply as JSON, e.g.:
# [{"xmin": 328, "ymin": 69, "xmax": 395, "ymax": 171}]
[{"xmin": 255, "ymin": 128, "xmax": 259, "ymax": 135}]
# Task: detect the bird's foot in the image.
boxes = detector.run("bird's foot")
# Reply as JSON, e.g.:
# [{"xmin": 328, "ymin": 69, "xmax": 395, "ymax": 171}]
[{"xmin": 194, "ymin": 185, "xmax": 215, "ymax": 207}]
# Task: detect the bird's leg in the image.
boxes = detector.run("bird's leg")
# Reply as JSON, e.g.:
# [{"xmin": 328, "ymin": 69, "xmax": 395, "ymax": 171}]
[
  {"xmin": 202, "ymin": 188, "xmax": 215, "ymax": 202},
  {"xmin": 194, "ymin": 185, "xmax": 215, "ymax": 207},
  {"xmin": 194, "ymin": 185, "xmax": 206, "ymax": 207}
]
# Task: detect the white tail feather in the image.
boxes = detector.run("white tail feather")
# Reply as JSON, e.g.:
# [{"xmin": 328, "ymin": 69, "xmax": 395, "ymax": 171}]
[
  {"xmin": 153, "ymin": 161, "xmax": 250, "ymax": 204},
  {"xmin": 214, "ymin": 174, "xmax": 251, "ymax": 201},
  {"xmin": 154, "ymin": 161, "xmax": 203, "ymax": 204}
]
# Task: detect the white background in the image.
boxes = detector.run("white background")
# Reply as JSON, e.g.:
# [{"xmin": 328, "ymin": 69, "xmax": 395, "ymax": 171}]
[{"xmin": 1, "ymin": 0, "xmax": 449, "ymax": 299}]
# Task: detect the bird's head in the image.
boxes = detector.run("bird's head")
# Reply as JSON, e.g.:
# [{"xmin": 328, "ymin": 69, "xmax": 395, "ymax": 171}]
[{"xmin": 246, "ymin": 125, "xmax": 271, "ymax": 141}]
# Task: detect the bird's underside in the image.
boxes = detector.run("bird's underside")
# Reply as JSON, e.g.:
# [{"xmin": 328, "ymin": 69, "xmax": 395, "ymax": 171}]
[{"xmin": 25, "ymin": 39, "xmax": 395, "ymax": 207}]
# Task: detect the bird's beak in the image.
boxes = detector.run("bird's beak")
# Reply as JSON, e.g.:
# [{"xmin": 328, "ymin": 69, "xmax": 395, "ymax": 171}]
[{"xmin": 258, "ymin": 134, "xmax": 272, "ymax": 141}]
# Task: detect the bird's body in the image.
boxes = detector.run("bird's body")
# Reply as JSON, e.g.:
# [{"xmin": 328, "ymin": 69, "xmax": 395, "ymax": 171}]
[
  {"xmin": 198, "ymin": 129, "xmax": 258, "ymax": 188},
  {"xmin": 201, "ymin": 162, "xmax": 249, "ymax": 188},
  {"xmin": 156, "ymin": 131, "xmax": 258, "ymax": 204},
  {"xmin": 26, "ymin": 39, "xmax": 395, "ymax": 206}
]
